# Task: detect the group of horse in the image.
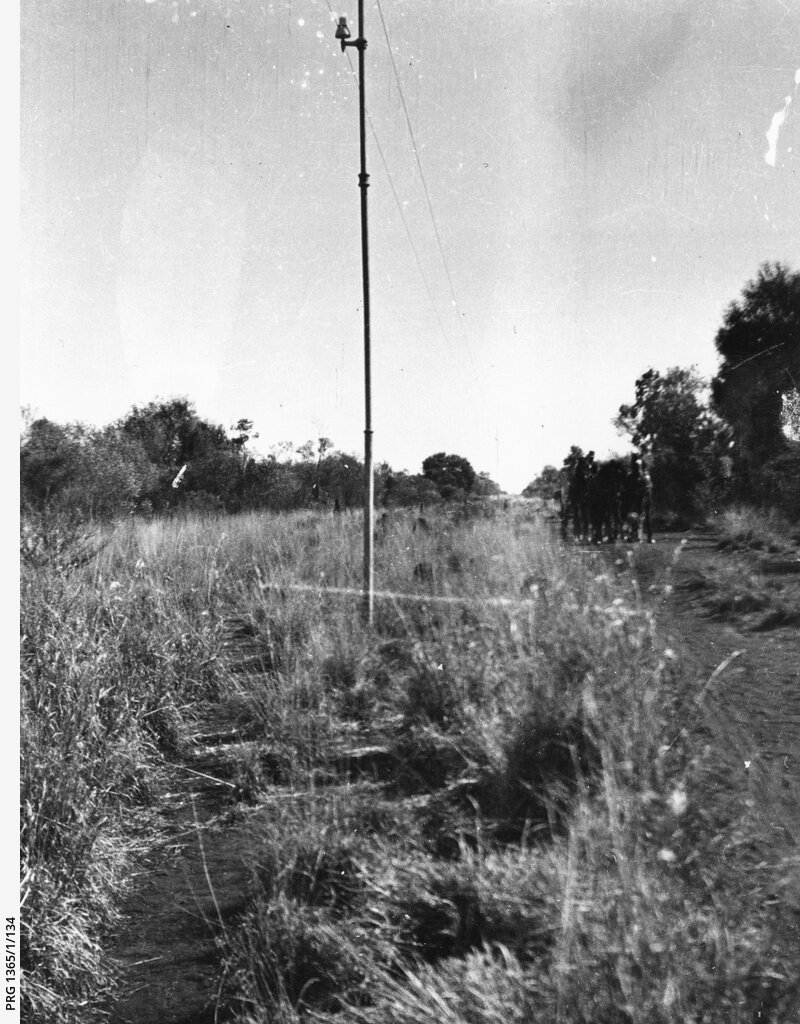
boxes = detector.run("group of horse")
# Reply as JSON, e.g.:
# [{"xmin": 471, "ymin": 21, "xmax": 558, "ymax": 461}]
[{"xmin": 555, "ymin": 452, "xmax": 653, "ymax": 545}]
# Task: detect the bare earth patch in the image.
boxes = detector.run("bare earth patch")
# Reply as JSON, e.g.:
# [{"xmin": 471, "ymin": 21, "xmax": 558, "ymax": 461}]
[
  {"xmin": 108, "ymin": 709, "xmax": 255, "ymax": 1024},
  {"xmin": 619, "ymin": 533, "xmax": 800, "ymax": 821}
]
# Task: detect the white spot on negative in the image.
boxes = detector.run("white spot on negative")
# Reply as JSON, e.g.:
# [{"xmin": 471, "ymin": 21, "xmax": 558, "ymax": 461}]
[{"xmin": 765, "ymin": 92, "xmax": 793, "ymax": 166}]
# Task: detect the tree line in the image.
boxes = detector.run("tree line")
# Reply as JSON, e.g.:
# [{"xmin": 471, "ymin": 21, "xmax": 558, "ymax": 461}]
[
  {"xmin": 20, "ymin": 397, "xmax": 499, "ymax": 519},
  {"xmin": 21, "ymin": 262, "xmax": 798, "ymax": 523},
  {"xmin": 525, "ymin": 262, "xmax": 800, "ymax": 524}
]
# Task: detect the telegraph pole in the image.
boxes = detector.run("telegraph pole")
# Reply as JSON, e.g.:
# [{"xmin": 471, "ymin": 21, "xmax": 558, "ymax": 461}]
[{"xmin": 335, "ymin": 4, "xmax": 374, "ymax": 626}]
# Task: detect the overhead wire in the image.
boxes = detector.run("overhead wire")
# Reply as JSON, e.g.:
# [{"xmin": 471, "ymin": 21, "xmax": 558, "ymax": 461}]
[
  {"xmin": 370, "ymin": 122, "xmax": 458, "ymax": 359},
  {"xmin": 322, "ymin": 0, "xmax": 454, "ymax": 358},
  {"xmin": 323, "ymin": 0, "xmax": 478, "ymax": 376},
  {"xmin": 373, "ymin": 0, "xmax": 479, "ymax": 376}
]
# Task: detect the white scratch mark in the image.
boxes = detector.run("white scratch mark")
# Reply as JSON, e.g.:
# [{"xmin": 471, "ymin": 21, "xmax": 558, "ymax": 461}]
[
  {"xmin": 765, "ymin": 95, "xmax": 792, "ymax": 166},
  {"xmin": 764, "ymin": 69, "xmax": 800, "ymax": 167}
]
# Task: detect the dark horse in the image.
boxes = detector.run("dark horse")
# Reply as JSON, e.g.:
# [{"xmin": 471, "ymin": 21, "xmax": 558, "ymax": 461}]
[
  {"xmin": 559, "ymin": 451, "xmax": 594, "ymax": 541},
  {"xmin": 587, "ymin": 458, "xmax": 626, "ymax": 543},
  {"xmin": 559, "ymin": 452, "xmax": 653, "ymax": 544},
  {"xmin": 620, "ymin": 454, "xmax": 653, "ymax": 542}
]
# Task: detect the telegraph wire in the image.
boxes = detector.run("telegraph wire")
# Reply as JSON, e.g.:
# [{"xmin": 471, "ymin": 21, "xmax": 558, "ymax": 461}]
[
  {"xmin": 323, "ymin": 0, "xmax": 454, "ymax": 359},
  {"xmin": 254, "ymin": 578, "xmax": 537, "ymax": 609},
  {"xmin": 324, "ymin": 0, "xmax": 478, "ymax": 378},
  {"xmin": 370, "ymin": 121, "xmax": 458, "ymax": 358},
  {"xmin": 374, "ymin": 0, "xmax": 479, "ymax": 377}
]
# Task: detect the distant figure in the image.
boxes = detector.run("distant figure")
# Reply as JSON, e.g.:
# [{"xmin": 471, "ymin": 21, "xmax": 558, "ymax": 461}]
[
  {"xmin": 413, "ymin": 561, "xmax": 434, "ymax": 584},
  {"xmin": 413, "ymin": 516, "xmax": 430, "ymax": 533},
  {"xmin": 375, "ymin": 511, "xmax": 390, "ymax": 543},
  {"xmin": 382, "ymin": 472, "xmax": 395, "ymax": 508},
  {"xmin": 566, "ymin": 455, "xmax": 591, "ymax": 541},
  {"xmin": 447, "ymin": 552, "xmax": 463, "ymax": 573}
]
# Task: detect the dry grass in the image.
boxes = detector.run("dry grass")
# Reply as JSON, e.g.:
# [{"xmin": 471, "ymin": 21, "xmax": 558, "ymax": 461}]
[
  {"xmin": 20, "ymin": 512, "xmax": 230, "ymax": 1022},
  {"xmin": 715, "ymin": 506, "xmax": 799, "ymax": 554},
  {"xmin": 20, "ymin": 505, "xmax": 800, "ymax": 1023}
]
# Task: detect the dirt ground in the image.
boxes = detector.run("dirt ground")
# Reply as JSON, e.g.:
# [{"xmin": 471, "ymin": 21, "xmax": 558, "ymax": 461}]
[
  {"xmin": 628, "ymin": 532, "xmax": 800, "ymax": 780},
  {"xmin": 107, "ymin": 710, "xmax": 256, "ymax": 1024},
  {"xmin": 106, "ymin": 530, "xmax": 800, "ymax": 1024}
]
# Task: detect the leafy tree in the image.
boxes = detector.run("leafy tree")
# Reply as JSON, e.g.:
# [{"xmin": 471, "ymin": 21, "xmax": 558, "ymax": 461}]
[
  {"xmin": 293, "ymin": 437, "xmax": 336, "ymax": 505},
  {"xmin": 376, "ymin": 466, "xmax": 439, "ymax": 508},
  {"xmin": 422, "ymin": 452, "xmax": 476, "ymax": 500},
  {"xmin": 75, "ymin": 426, "xmax": 157, "ymax": 517},
  {"xmin": 230, "ymin": 418, "xmax": 258, "ymax": 453},
  {"xmin": 254, "ymin": 457, "xmax": 302, "ymax": 512},
  {"xmin": 711, "ymin": 262, "xmax": 800, "ymax": 498},
  {"xmin": 20, "ymin": 418, "xmax": 157, "ymax": 517},
  {"xmin": 20, "ymin": 419, "xmax": 85, "ymax": 511},
  {"xmin": 119, "ymin": 398, "xmax": 198, "ymax": 465},
  {"xmin": 522, "ymin": 465, "xmax": 561, "ymax": 499},
  {"xmin": 319, "ymin": 452, "xmax": 363, "ymax": 510},
  {"xmin": 473, "ymin": 471, "xmax": 502, "ymax": 497},
  {"xmin": 226, "ymin": 418, "xmax": 259, "ymax": 505},
  {"xmin": 562, "ymin": 446, "xmax": 586, "ymax": 472},
  {"xmin": 116, "ymin": 398, "xmax": 248, "ymax": 510},
  {"xmin": 615, "ymin": 367, "xmax": 729, "ymax": 523},
  {"xmin": 187, "ymin": 450, "xmax": 243, "ymax": 509}
]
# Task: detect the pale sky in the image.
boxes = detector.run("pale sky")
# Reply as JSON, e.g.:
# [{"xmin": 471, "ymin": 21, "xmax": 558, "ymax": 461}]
[{"xmin": 20, "ymin": 0, "xmax": 800, "ymax": 492}]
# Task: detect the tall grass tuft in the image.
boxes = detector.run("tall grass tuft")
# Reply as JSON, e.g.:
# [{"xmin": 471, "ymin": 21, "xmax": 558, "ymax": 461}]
[
  {"xmin": 715, "ymin": 505, "xmax": 798, "ymax": 552},
  {"xmin": 20, "ymin": 511, "xmax": 231, "ymax": 1022}
]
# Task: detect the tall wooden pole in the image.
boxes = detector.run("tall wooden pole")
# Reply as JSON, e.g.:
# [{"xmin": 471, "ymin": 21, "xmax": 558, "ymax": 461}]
[
  {"xmin": 357, "ymin": 0, "xmax": 374, "ymax": 627},
  {"xmin": 337, "ymin": 4, "xmax": 373, "ymax": 626}
]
